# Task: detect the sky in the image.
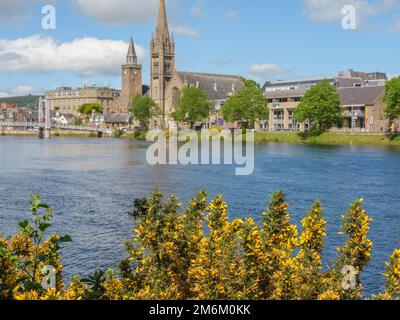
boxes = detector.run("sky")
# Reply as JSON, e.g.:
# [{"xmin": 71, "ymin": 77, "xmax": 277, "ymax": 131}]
[{"xmin": 0, "ymin": 0, "xmax": 400, "ymax": 97}]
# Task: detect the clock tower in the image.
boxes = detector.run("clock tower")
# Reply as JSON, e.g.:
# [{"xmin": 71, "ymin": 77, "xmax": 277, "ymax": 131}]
[{"xmin": 120, "ymin": 38, "xmax": 142, "ymax": 113}]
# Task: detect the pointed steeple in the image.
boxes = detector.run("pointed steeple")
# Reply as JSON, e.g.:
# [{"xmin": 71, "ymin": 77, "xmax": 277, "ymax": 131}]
[
  {"xmin": 126, "ymin": 37, "xmax": 137, "ymax": 64},
  {"xmin": 156, "ymin": 0, "xmax": 170, "ymax": 42}
]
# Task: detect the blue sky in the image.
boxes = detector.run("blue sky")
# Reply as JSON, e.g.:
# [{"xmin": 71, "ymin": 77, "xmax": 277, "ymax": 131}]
[{"xmin": 1, "ymin": 0, "xmax": 400, "ymax": 97}]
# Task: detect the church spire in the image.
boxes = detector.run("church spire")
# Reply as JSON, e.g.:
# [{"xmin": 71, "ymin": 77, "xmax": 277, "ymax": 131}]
[
  {"xmin": 126, "ymin": 37, "xmax": 137, "ymax": 64},
  {"xmin": 156, "ymin": 0, "xmax": 170, "ymax": 42}
]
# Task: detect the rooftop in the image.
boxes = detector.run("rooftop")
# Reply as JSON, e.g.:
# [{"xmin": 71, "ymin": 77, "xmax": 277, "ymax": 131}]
[
  {"xmin": 339, "ymin": 86, "xmax": 385, "ymax": 106},
  {"xmin": 177, "ymin": 71, "xmax": 244, "ymax": 101}
]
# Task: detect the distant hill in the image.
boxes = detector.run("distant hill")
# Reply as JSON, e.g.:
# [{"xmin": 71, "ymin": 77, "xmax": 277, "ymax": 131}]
[{"xmin": 0, "ymin": 95, "xmax": 41, "ymax": 107}]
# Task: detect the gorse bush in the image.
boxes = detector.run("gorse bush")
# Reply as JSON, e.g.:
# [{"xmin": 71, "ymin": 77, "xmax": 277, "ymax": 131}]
[{"xmin": 1, "ymin": 191, "xmax": 400, "ymax": 300}]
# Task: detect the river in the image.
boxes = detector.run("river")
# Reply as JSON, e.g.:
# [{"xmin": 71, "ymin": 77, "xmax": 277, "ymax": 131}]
[{"xmin": 1, "ymin": 136, "xmax": 400, "ymax": 296}]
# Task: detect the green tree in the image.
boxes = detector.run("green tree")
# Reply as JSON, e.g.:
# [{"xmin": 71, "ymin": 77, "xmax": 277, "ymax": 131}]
[
  {"xmin": 171, "ymin": 87, "xmax": 212, "ymax": 129},
  {"xmin": 294, "ymin": 80, "xmax": 341, "ymax": 136},
  {"xmin": 129, "ymin": 95, "xmax": 159, "ymax": 131},
  {"xmin": 383, "ymin": 77, "xmax": 400, "ymax": 123},
  {"xmin": 78, "ymin": 103, "xmax": 103, "ymax": 120},
  {"xmin": 222, "ymin": 79, "xmax": 269, "ymax": 129}
]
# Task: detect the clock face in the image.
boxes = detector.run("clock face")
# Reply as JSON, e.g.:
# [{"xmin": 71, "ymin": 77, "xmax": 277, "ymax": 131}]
[
  {"xmin": 134, "ymin": 71, "xmax": 138, "ymax": 76},
  {"xmin": 124, "ymin": 70, "xmax": 127, "ymax": 75}
]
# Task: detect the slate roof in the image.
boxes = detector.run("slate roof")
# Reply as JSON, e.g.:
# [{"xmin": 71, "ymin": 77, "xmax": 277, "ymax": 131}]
[
  {"xmin": 339, "ymin": 86, "xmax": 385, "ymax": 106},
  {"xmin": 336, "ymin": 77, "xmax": 363, "ymax": 88},
  {"xmin": 104, "ymin": 113, "xmax": 131, "ymax": 123},
  {"xmin": 177, "ymin": 71, "xmax": 244, "ymax": 101}
]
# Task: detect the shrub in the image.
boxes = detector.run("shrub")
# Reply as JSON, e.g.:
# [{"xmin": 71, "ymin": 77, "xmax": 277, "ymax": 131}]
[{"xmin": 1, "ymin": 191, "xmax": 400, "ymax": 300}]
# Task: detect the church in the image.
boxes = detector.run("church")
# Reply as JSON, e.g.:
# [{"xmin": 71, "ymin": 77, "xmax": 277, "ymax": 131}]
[{"xmin": 111, "ymin": 0, "xmax": 244, "ymax": 129}]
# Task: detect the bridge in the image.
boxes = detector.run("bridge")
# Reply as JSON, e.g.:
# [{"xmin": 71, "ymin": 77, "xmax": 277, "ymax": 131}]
[
  {"xmin": 1, "ymin": 97, "xmax": 111, "ymax": 138},
  {"xmin": 0, "ymin": 121, "xmax": 110, "ymax": 132}
]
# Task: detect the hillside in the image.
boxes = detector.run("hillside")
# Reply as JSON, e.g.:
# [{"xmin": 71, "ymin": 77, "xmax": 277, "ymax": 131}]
[{"xmin": 0, "ymin": 95, "xmax": 41, "ymax": 107}]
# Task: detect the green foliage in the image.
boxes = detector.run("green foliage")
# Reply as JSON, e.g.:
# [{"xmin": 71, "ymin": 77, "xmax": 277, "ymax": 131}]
[
  {"xmin": 294, "ymin": 80, "xmax": 341, "ymax": 136},
  {"xmin": 78, "ymin": 103, "xmax": 103, "ymax": 117},
  {"xmin": 112, "ymin": 128, "xmax": 124, "ymax": 138},
  {"xmin": 222, "ymin": 79, "xmax": 269, "ymax": 129},
  {"xmin": 0, "ymin": 195, "xmax": 71, "ymax": 299},
  {"xmin": 383, "ymin": 77, "xmax": 400, "ymax": 122},
  {"xmin": 2, "ymin": 192, "xmax": 400, "ymax": 300},
  {"xmin": 81, "ymin": 270, "xmax": 107, "ymax": 300},
  {"xmin": 171, "ymin": 87, "xmax": 212, "ymax": 128},
  {"xmin": 130, "ymin": 95, "xmax": 158, "ymax": 131},
  {"xmin": 72, "ymin": 118, "xmax": 83, "ymax": 126}
]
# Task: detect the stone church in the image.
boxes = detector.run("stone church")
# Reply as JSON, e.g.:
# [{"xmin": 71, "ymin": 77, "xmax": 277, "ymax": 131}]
[{"xmin": 111, "ymin": 0, "xmax": 244, "ymax": 129}]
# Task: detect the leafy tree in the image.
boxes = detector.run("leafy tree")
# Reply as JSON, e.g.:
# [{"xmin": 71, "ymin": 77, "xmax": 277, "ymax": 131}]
[
  {"xmin": 129, "ymin": 95, "xmax": 158, "ymax": 131},
  {"xmin": 294, "ymin": 80, "xmax": 341, "ymax": 136},
  {"xmin": 171, "ymin": 87, "xmax": 212, "ymax": 129},
  {"xmin": 222, "ymin": 79, "xmax": 269, "ymax": 129},
  {"xmin": 383, "ymin": 77, "xmax": 400, "ymax": 122},
  {"xmin": 78, "ymin": 103, "xmax": 103, "ymax": 120}
]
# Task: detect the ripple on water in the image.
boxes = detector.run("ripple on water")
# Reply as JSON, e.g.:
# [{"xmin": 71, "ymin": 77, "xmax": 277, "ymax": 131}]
[{"xmin": 1, "ymin": 137, "xmax": 400, "ymax": 296}]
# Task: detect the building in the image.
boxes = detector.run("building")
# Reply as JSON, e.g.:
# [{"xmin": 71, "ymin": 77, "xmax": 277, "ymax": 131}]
[
  {"xmin": 336, "ymin": 86, "xmax": 386, "ymax": 133},
  {"xmin": 0, "ymin": 102, "xmax": 17, "ymax": 110},
  {"xmin": 150, "ymin": 0, "xmax": 245, "ymax": 129},
  {"xmin": 262, "ymin": 71, "xmax": 388, "ymax": 133},
  {"xmin": 109, "ymin": 38, "xmax": 144, "ymax": 114},
  {"xmin": 44, "ymin": 38, "xmax": 146, "ymax": 129},
  {"xmin": 51, "ymin": 113, "xmax": 75, "ymax": 125},
  {"xmin": 45, "ymin": 86, "xmax": 120, "ymax": 115},
  {"xmin": 263, "ymin": 77, "xmax": 336, "ymax": 93}
]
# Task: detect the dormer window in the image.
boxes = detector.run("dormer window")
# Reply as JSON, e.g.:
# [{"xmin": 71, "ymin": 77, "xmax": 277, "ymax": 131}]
[
  {"xmin": 214, "ymin": 82, "xmax": 218, "ymax": 92},
  {"xmin": 232, "ymin": 83, "xmax": 236, "ymax": 92}
]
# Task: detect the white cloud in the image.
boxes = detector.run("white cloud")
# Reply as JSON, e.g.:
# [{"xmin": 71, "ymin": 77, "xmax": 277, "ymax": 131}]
[
  {"xmin": 73, "ymin": 0, "xmax": 158, "ymax": 26},
  {"xmin": 249, "ymin": 64, "xmax": 284, "ymax": 82},
  {"xmin": 0, "ymin": 35, "xmax": 146, "ymax": 76},
  {"xmin": 0, "ymin": 86, "xmax": 35, "ymax": 97},
  {"xmin": 250, "ymin": 64, "xmax": 282, "ymax": 76},
  {"xmin": 171, "ymin": 25, "xmax": 200, "ymax": 37},
  {"xmin": 304, "ymin": 0, "xmax": 397, "ymax": 22}
]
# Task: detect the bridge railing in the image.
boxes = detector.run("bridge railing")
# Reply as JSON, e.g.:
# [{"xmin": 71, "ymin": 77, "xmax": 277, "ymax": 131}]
[
  {"xmin": 0, "ymin": 121, "xmax": 111, "ymax": 133},
  {"xmin": 51, "ymin": 124, "xmax": 110, "ymax": 133},
  {"xmin": 0, "ymin": 121, "xmax": 41, "ymax": 128}
]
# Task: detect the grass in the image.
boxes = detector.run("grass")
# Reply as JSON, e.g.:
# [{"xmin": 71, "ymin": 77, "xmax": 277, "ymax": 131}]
[
  {"xmin": 254, "ymin": 132, "xmax": 400, "ymax": 146},
  {"xmin": 123, "ymin": 131, "xmax": 147, "ymax": 140},
  {"xmin": 3, "ymin": 129, "xmax": 400, "ymax": 147}
]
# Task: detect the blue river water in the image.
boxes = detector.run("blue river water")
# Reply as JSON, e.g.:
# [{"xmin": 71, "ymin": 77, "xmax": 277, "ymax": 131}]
[{"xmin": 1, "ymin": 136, "xmax": 400, "ymax": 296}]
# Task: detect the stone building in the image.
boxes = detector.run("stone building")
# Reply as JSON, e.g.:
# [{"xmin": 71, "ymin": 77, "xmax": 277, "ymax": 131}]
[
  {"xmin": 262, "ymin": 72, "xmax": 388, "ymax": 133},
  {"xmin": 46, "ymin": 38, "xmax": 145, "ymax": 128},
  {"xmin": 150, "ymin": 0, "xmax": 244, "ymax": 129},
  {"xmin": 45, "ymin": 86, "xmax": 120, "ymax": 115},
  {"xmin": 110, "ymin": 38, "xmax": 144, "ymax": 114}
]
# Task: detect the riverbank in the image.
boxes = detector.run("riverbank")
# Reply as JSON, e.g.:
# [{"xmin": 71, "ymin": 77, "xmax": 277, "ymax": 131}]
[
  {"xmin": 255, "ymin": 132, "xmax": 400, "ymax": 146},
  {"xmin": 3, "ymin": 130, "xmax": 400, "ymax": 147},
  {"xmin": 124, "ymin": 131, "xmax": 400, "ymax": 147}
]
